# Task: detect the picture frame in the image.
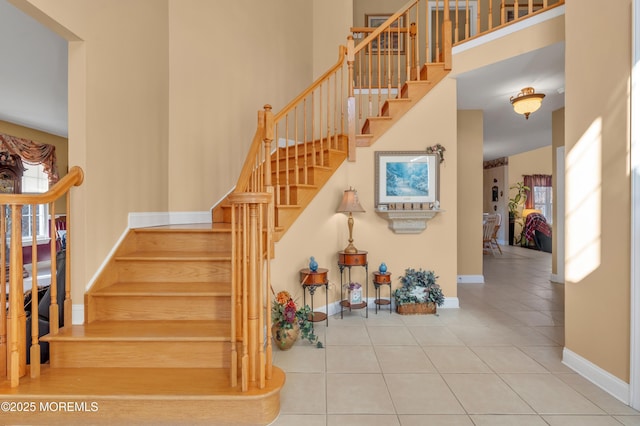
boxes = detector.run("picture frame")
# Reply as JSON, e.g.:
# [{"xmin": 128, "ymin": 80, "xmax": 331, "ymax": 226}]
[
  {"xmin": 365, "ymin": 13, "xmax": 406, "ymax": 54},
  {"xmin": 375, "ymin": 151, "xmax": 439, "ymax": 208}
]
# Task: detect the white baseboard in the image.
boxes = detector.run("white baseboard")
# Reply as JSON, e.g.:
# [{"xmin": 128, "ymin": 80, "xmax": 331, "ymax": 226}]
[
  {"xmin": 550, "ymin": 273, "xmax": 564, "ymax": 284},
  {"xmin": 562, "ymin": 347, "xmax": 630, "ymax": 404},
  {"xmin": 129, "ymin": 211, "xmax": 211, "ymax": 228},
  {"xmin": 441, "ymin": 297, "xmax": 460, "ymax": 309},
  {"xmin": 321, "ymin": 296, "xmax": 459, "ymax": 318},
  {"xmin": 72, "ymin": 304, "xmax": 84, "ymax": 325},
  {"xmin": 457, "ymin": 275, "xmax": 485, "ymax": 284}
]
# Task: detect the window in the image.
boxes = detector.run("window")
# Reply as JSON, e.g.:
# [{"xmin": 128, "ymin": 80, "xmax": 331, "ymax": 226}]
[
  {"xmin": 534, "ymin": 186, "xmax": 553, "ymax": 224},
  {"xmin": 21, "ymin": 163, "xmax": 49, "ymax": 241}
]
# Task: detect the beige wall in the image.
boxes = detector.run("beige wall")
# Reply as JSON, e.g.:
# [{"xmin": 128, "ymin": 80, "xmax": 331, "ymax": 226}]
[
  {"xmin": 565, "ymin": 0, "xmax": 631, "ymax": 382},
  {"xmin": 508, "ymin": 145, "xmax": 553, "ymax": 189},
  {"xmin": 168, "ymin": 0, "xmax": 314, "ymax": 211},
  {"xmin": 457, "ymin": 110, "xmax": 483, "ymax": 277},
  {"xmin": 0, "ymin": 120, "xmax": 68, "ymax": 213},
  {"xmin": 18, "ymin": 0, "xmax": 170, "ymax": 301},
  {"xmin": 272, "ymin": 78, "xmax": 459, "ymax": 306},
  {"xmin": 313, "ymin": 0, "xmax": 353, "ymax": 79}
]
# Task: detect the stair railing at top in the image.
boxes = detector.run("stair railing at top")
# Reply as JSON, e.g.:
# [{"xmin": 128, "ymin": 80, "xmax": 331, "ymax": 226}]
[
  {"xmin": 0, "ymin": 166, "xmax": 84, "ymax": 387},
  {"xmin": 226, "ymin": 0, "xmax": 564, "ymax": 393}
]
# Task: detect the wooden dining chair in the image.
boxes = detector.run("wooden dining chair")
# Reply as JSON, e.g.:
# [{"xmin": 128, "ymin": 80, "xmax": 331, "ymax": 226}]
[
  {"xmin": 490, "ymin": 213, "xmax": 502, "ymax": 254},
  {"xmin": 482, "ymin": 214, "xmax": 497, "ymax": 255}
]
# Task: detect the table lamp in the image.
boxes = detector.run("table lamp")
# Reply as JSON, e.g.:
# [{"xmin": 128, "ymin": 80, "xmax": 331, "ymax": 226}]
[{"xmin": 336, "ymin": 188, "xmax": 365, "ymax": 254}]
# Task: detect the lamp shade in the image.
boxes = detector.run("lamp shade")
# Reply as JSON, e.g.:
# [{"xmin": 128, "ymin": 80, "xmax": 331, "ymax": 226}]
[
  {"xmin": 510, "ymin": 87, "xmax": 545, "ymax": 120},
  {"xmin": 336, "ymin": 188, "xmax": 365, "ymax": 213}
]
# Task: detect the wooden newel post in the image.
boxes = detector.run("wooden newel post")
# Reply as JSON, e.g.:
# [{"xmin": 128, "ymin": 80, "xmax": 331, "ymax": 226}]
[
  {"xmin": 228, "ymin": 192, "xmax": 272, "ymax": 391},
  {"xmin": 7, "ymin": 205, "xmax": 26, "ymax": 386},
  {"xmin": 346, "ymin": 35, "xmax": 356, "ymax": 162}
]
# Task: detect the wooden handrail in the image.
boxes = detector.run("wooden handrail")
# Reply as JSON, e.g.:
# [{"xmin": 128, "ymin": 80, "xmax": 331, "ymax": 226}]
[
  {"xmin": 1, "ymin": 165, "xmax": 84, "ymax": 387},
  {"xmin": 234, "ymin": 109, "xmax": 268, "ymax": 193},
  {"xmin": 0, "ymin": 166, "xmax": 84, "ymax": 205},
  {"xmin": 273, "ymin": 47, "xmax": 347, "ymax": 123}
]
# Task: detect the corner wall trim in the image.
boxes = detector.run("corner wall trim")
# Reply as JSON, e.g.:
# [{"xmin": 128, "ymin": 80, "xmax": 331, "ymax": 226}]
[
  {"xmin": 457, "ymin": 275, "xmax": 485, "ymax": 284},
  {"xmin": 562, "ymin": 347, "xmax": 630, "ymax": 405},
  {"xmin": 549, "ymin": 273, "xmax": 564, "ymax": 284}
]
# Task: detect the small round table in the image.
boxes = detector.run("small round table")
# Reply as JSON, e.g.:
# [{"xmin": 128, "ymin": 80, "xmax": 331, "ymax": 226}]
[
  {"xmin": 338, "ymin": 251, "xmax": 368, "ymax": 318},
  {"xmin": 373, "ymin": 271, "xmax": 392, "ymax": 314},
  {"xmin": 299, "ymin": 268, "xmax": 329, "ymax": 325}
]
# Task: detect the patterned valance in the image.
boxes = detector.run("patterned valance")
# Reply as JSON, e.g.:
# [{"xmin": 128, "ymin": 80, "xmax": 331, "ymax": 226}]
[
  {"xmin": 0, "ymin": 133, "xmax": 58, "ymax": 184},
  {"xmin": 483, "ymin": 157, "xmax": 508, "ymax": 169}
]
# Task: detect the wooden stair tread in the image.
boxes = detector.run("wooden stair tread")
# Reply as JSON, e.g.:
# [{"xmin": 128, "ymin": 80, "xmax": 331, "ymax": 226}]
[
  {"xmin": 92, "ymin": 281, "xmax": 230, "ymax": 296},
  {"xmin": 1, "ymin": 366, "xmax": 275, "ymax": 396},
  {"xmin": 115, "ymin": 250, "xmax": 231, "ymax": 260},
  {"xmin": 43, "ymin": 320, "xmax": 231, "ymax": 341},
  {"xmin": 0, "ymin": 366, "xmax": 284, "ymax": 397}
]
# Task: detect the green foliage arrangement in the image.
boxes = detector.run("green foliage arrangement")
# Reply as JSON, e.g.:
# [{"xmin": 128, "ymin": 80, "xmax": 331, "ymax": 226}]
[
  {"xmin": 508, "ymin": 181, "xmax": 530, "ymax": 217},
  {"xmin": 394, "ymin": 268, "xmax": 445, "ymax": 307}
]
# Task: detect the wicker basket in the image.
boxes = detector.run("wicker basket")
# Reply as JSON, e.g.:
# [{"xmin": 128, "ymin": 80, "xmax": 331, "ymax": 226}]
[{"xmin": 396, "ymin": 302, "xmax": 437, "ymax": 315}]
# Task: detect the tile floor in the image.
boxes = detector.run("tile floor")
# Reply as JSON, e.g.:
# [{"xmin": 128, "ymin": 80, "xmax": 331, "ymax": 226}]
[{"xmin": 270, "ymin": 245, "xmax": 640, "ymax": 426}]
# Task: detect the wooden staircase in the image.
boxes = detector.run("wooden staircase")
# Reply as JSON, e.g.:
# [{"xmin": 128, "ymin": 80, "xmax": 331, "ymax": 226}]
[
  {"xmin": 356, "ymin": 63, "xmax": 450, "ymax": 148},
  {"xmin": 0, "ymin": 224, "xmax": 284, "ymax": 425},
  {"xmin": 1, "ymin": 65, "xmax": 446, "ymax": 420}
]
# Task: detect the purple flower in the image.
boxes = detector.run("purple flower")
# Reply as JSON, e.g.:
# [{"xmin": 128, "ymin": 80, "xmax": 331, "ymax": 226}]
[{"xmin": 284, "ymin": 301, "xmax": 297, "ymax": 323}]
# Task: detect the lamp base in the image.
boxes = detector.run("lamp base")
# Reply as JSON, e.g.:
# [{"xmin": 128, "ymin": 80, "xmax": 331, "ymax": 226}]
[{"xmin": 342, "ymin": 243, "xmax": 358, "ymax": 254}]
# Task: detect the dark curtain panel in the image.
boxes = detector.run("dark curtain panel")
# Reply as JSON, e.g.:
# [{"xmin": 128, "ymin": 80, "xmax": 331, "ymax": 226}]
[{"xmin": 523, "ymin": 174, "xmax": 552, "ymax": 209}]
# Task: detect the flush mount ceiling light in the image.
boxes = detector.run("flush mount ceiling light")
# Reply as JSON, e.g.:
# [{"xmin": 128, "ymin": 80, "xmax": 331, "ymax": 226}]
[{"xmin": 510, "ymin": 87, "xmax": 545, "ymax": 120}]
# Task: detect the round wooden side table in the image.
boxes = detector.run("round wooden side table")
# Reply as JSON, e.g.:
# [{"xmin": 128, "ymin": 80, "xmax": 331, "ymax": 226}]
[
  {"xmin": 373, "ymin": 271, "xmax": 392, "ymax": 314},
  {"xmin": 299, "ymin": 267, "xmax": 329, "ymax": 325}
]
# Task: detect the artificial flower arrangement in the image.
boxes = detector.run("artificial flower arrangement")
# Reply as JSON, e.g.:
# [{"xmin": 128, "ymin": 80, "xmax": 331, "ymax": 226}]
[
  {"xmin": 426, "ymin": 143, "xmax": 446, "ymax": 163},
  {"xmin": 271, "ymin": 290, "xmax": 322, "ymax": 348},
  {"xmin": 345, "ymin": 282, "xmax": 363, "ymax": 304}
]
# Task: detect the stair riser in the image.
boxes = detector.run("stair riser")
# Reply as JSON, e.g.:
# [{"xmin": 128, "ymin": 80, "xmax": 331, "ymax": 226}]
[
  {"xmin": 116, "ymin": 260, "xmax": 231, "ymax": 283},
  {"xmin": 273, "ymin": 167, "xmax": 332, "ymax": 188},
  {"xmin": 49, "ymin": 341, "xmax": 231, "ymax": 368},
  {"xmin": 132, "ymin": 231, "xmax": 231, "ymax": 254},
  {"xmin": 91, "ymin": 296, "xmax": 231, "ymax": 321},
  {"xmin": 273, "ymin": 148, "xmax": 344, "ymax": 170},
  {"xmin": 276, "ymin": 186, "xmax": 316, "ymax": 205}
]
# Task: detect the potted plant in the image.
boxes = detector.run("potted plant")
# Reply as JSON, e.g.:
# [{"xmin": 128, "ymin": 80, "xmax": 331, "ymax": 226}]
[
  {"xmin": 507, "ymin": 182, "xmax": 529, "ymax": 245},
  {"xmin": 394, "ymin": 268, "xmax": 445, "ymax": 314},
  {"xmin": 271, "ymin": 290, "xmax": 322, "ymax": 350}
]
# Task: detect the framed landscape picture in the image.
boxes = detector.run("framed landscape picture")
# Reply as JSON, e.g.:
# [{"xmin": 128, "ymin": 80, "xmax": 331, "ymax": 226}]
[{"xmin": 375, "ymin": 151, "xmax": 439, "ymax": 207}]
